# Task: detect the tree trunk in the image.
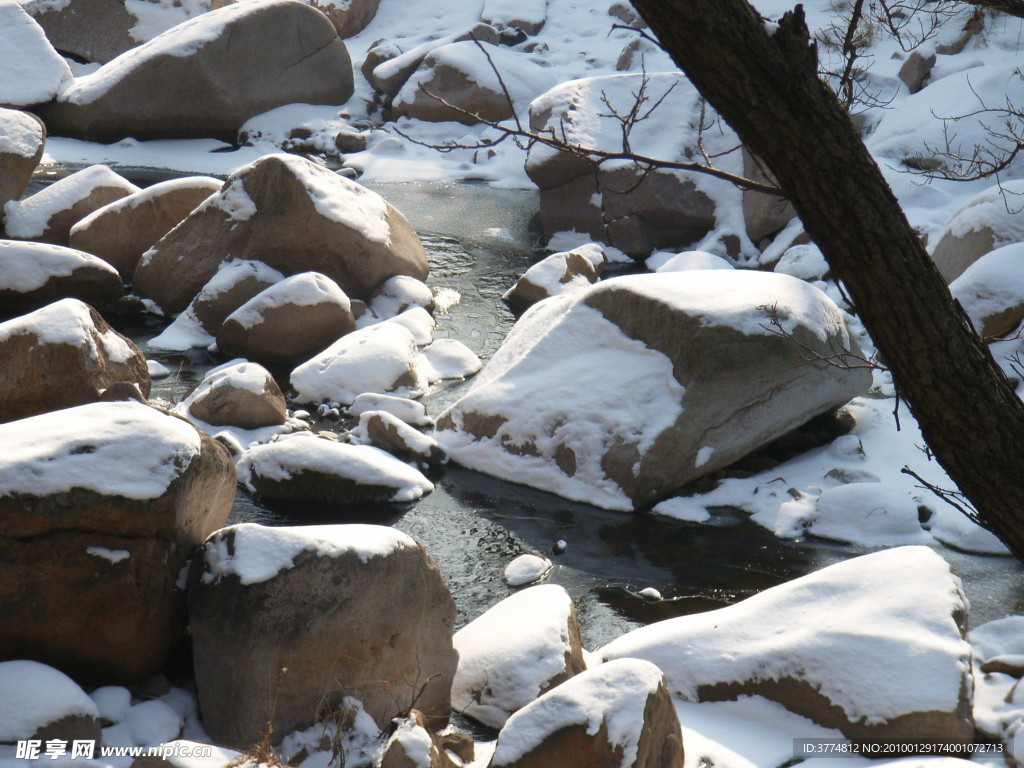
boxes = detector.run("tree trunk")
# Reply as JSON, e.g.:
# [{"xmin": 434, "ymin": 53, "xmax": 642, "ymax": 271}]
[{"xmin": 630, "ymin": 0, "xmax": 1024, "ymax": 558}]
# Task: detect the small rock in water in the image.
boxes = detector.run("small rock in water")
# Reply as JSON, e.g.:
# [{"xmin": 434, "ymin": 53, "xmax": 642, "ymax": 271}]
[
  {"xmin": 292, "ymin": 410, "xmax": 311, "ymax": 420},
  {"xmin": 553, "ymin": 539, "xmax": 567, "ymax": 553},
  {"xmin": 503, "ymin": 553, "xmax": 552, "ymax": 586},
  {"xmin": 147, "ymin": 360, "xmax": 171, "ymax": 379},
  {"xmin": 638, "ymin": 587, "xmax": 663, "ymax": 603},
  {"xmin": 317, "ymin": 403, "xmax": 330, "ymax": 417},
  {"xmin": 324, "ymin": 408, "xmax": 341, "ymax": 420}
]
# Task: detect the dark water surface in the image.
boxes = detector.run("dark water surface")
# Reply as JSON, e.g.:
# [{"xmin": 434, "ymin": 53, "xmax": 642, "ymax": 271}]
[{"xmin": 58, "ymin": 168, "xmax": 1024, "ymax": 644}]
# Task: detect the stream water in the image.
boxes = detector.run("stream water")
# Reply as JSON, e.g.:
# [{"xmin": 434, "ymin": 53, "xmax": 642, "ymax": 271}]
[{"xmin": 36, "ymin": 168, "xmax": 1024, "ymax": 647}]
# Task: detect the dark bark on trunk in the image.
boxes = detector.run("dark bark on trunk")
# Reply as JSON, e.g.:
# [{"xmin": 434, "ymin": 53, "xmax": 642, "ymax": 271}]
[{"xmin": 630, "ymin": 0, "xmax": 1024, "ymax": 558}]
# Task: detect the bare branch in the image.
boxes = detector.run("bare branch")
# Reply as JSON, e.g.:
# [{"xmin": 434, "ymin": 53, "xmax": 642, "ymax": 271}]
[{"xmin": 758, "ymin": 302, "xmax": 887, "ymax": 371}]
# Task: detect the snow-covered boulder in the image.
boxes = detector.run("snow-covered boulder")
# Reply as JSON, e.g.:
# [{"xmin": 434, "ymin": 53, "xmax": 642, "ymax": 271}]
[
  {"xmin": 0, "ymin": 240, "xmax": 124, "ymax": 319},
  {"xmin": 526, "ymin": 74, "xmax": 724, "ymax": 256},
  {"xmin": 69, "ymin": 176, "xmax": 221, "ymax": 280},
  {"xmin": 481, "ymin": 0, "xmax": 547, "ymax": 35},
  {"xmin": 452, "ymin": 584, "xmax": 586, "ymax": 729},
  {"xmin": 134, "ymin": 154, "xmax": 428, "ymax": 314},
  {"xmin": 188, "ymin": 260, "xmax": 287, "ymax": 335},
  {"xmin": 352, "ymin": 410, "xmax": 447, "ymax": 465},
  {"xmin": 0, "ymin": 401, "xmax": 236, "ymax": 682},
  {"xmin": 503, "ymin": 553, "xmax": 552, "ymax": 586},
  {"xmin": 421, "ymin": 338, "xmax": 482, "ymax": 380},
  {"xmin": 0, "ymin": 299, "xmax": 148, "ymax": 422},
  {"xmin": 0, "ymin": 3, "xmax": 72, "ymax": 108},
  {"xmin": 503, "ymin": 244, "xmax": 607, "ymax": 312},
  {"xmin": 369, "ymin": 274, "xmax": 435, "ymax": 319},
  {"xmin": 489, "ymin": 658, "xmax": 684, "ymax": 768},
  {"xmin": 20, "ymin": 0, "xmax": 140, "ymax": 65},
  {"xmin": 804, "ymin": 483, "xmax": 931, "ymax": 546},
  {"xmin": 188, "ymin": 523, "xmax": 458, "ymax": 746},
  {"xmin": 182, "ymin": 361, "xmax": 286, "ymax": 429},
  {"xmin": 775, "ymin": 243, "xmax": 830, "ymax": 282},
  {"xmin": 308, "ymin": 0, "xmax": 382, "ymax": 38},
  {"xmin": 349, "ymin": 392, "xmax": 433, "ymax": 427},
  {"xmin": 930, "ymin": 180, "xmax": 1024, "ymax": 283},
  {"xmin": 394, "ymin": 41, "xmax": 556, "ymax": 125},
  {"xmin": 4, "ymin": 164, "xmax": 139, "ymax": 247},
  {"xmin": 367, "ymin": 23, "xmax": 500, "ymax": 98},
  {"xmin": 598, "ymin": 547, "xmax": 973, "ymax": 743},
  {"xmin": 39, "ymin": 0, "xmax": 354, "ymax": 142},
  {"xmin": 0, "ymin": 660, "xmax": 100, "ymax": 743},
  {"xmin": 291, "ymin": 322, "xmax": 429, "ymax": 405},
  {"xmin": 379, "ymin": 710, "xmax": 460, "ymax": 768},
  {"xmin": 237, "ymin": 432, "xmax": 433, "ymax": 504},
  {"xmin": 950, "ymin": 242, "xmax": 1024, "ymax": 338},
  {"xmin": 0, "ymin": 108, "xmax": 46, "ymax": 219},
  {"xmin": 217, "ymin": 272, "xmax": 355, "ymax": 366},
  {"xmin": 646, "ymin": 250, "xmax": 733, "ymax": 273},
  {"xmin": 437, "ymin": 271, "xmax": 871, "ymax": 511}
]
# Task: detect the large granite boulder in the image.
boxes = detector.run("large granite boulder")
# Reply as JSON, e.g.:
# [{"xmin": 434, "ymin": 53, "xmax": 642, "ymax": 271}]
[
  {"xmin": 182, "ymin": 361, "xmax": 286, "ymax": 429},
  {"xmin": 930, "ymin": 179, "xmax": 1024, "ymax": 283},
  {"xmin": 134, "ymin": 154, "xmax": 428, "ymax": 314},
  {"xmin": 188, "ymin": 523, "xmax": 459, "ymax": 747},
  {"xmin": 599, "ymin": 547, "xmax": 973, "ymax": 744},
  {"xmin": 0, "ymin": 299, "xmax": 149, "ymax": 423},
  {"xmin": 437, "ymin": 271, "xmax": 871, "ymax": 510},
  {"xmin": 526, "ymin": 74, "xmax": 732, "ymax": 256},
  {"xmin": 3, "ymin": 165, "xmax": 140, "ymax": 247},
  {"xmin": 69, "ymin": 176, "xmax": 221, "ymax": 280},
  {"xmin": 20, "ymin": 0, "xmax": 140, "ymax": 65},
  {"xmin": 216, "ymin": 272, "xmax": 356, "ymax": 366},
  {"xmin": 489, "ymin": 659, "xmax": 684, "ymax": 768},
  {"xmin": 39, "ymin": 0, "xmax": 355, "ymax": 142},
  {"xmin": 0, "ymin": 401, "xmax": 236, "ymax": 682},
  {"xmin": 0, "ymin": 108, "xmax": 46, "ymax": 221},
  {"xmin": 452, "ymin": 585, "xmax": 586, "ymax": 728},
  {"xmin": 0, "ymin": 240, "xmax": 124, "ymax": 319},
  {"xmin": 0, "ymin": 3, "xmax": 72, "ymax": 108},
  {"xmin": 393, "ymin": 41, "xmax": 556, "ymax": 125}
]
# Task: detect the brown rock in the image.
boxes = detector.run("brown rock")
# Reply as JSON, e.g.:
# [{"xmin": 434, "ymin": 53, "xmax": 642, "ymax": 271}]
[
  {"xmin": 3, "ymin": 165, "xmax": 139, "ymax": 246},
  {"xmin": 69, "ymin": 177, "xmax": 221, "ymax": 281},
  {"xmin": 362, "ymin": 38, "xmax": 403, "ymax": 85},
  {"xmin": 39, "ymin": 0, "xmax": 354, "ymax": 143},
  {"xmin": 20, "ymin": 0, "xmax": 138, "ymax": 64},
  {"xmin": 310, "ymin": 0, "xmax": 382, "ymax": 38},
  {"xmin": 134, "ymin": 154, "xmax": 428, "ymax": 314},
  {"xmin": 481, "ymin": 0, "xmax": 547, "ymax": 35},
  {"xmin": 356, "ymin": 410, "xmax": 447, "ymax": 464},
  {"xmin": 0, "ymin": 108, "xmax": 46, "ymax": 220},
  {"xmin": 0, "ymin": 299, "xmax": 150, "ymax": 423},
  {"xmin": 489, "ymin": 659, "xmax": 684, "ymax": 768},
  {"xmin": 503, "ymin": 245, "xmax": 606, "ymax": 312},
  {"xmin": 188, "ymin": 523, "xmax": 459, "ymax": 747},
  {"xmin": 185, "ymin": 361, "xmax": 286, "ymax": 429},
  {"xmin": 898, "ymin": 51, "xmax": 936, "ymax": 94},
  {"xmin": 187, "ymin": 260, "xmax": 285, "ymax": 335},
  {"xmin": 742, "ymin": 148, "xmax": 797, "ymax": 243},
  {"xmin": 0, "ymin": 240, "xmax": 124, "ymax": 319},
  {"xmin": 0, "ymin": 403, "xmax": 236, "ymax": 683},
  {"xmin": 216, "ymin": 272, "xmax": 356, "ymax": 367}
]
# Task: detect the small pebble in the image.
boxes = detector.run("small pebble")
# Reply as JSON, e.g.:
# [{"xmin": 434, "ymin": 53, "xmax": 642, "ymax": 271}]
[
  {"xmin": 553, "ymin": 539, "xmax": 567, "ymax": 554},
  {"xmin": 503, "ymin": 553, "xmax": 552, "ymax": 587},
  {"xmin": 292, "ymin": 410, "xmax": 311, "ymax": 420},
  {"xmin": 638, "ymin": 587, "xmax": 663, "ymax": 603}
]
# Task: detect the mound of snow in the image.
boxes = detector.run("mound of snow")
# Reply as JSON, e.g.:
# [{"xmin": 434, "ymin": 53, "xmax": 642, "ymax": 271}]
[{"xmin": 0, "ymin": 660, "xmax": 98, "ymax": 740}]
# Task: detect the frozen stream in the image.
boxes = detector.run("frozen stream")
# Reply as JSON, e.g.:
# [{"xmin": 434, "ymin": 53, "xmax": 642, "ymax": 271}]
[{"xmin": 37, "ymin": 168, "xmax": 1024, "ymax": 647}]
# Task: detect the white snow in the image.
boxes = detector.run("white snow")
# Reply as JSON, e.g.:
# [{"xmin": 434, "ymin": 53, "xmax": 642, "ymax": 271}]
[
  {"xmin": 694, "ymin": 445, "xmax": 715, "ymax": 468},
  {"xmin": 90, "ymin": 686, "xmax": 132, "ymax": 725},
  {"xmin": 86, "ymin": 546, "xmax": 131, "ymax": 564},
  {"xmin": 0, "ymin": 2, "xmax": 72, "ymax": 107},
  {"xmin": 148, "ymin": 359, "xmax": 171, "ymax": 378},
  {"xmin": 147, "ymin": 309, "xmax": 215, "ymax": 351},
  {"xmin": 803, "ymin": 482, "xmax": 933, "ymax": 546},
  {"xmin": 647, "ymin": 250, "xmax": 734, "ymax": 273},
  {"xmin": 452, "ymin": 584, "xmax": 579, "ymax": 728},
  {"xmin": 775, "ymin": 244, "xmax": 830, "ymax": 282},
  {"xmin": 490, "ymin": 658, "xmax": 666, "ymax": 768},
  {"xmin": 932, "ymin": 179, "xmax": 1024, "ymax": 254},
  {"xmin": 0, "ymin": 401, "xmax": 201, "ymax": 500},
  {"xmin": 0, "ymin": 660, "xmax": 98, "ymax": 740},
  {"xmin": 503, "ymin": 249, "xmax": 599, "ymax": 303},
  {"xmin": 225, "ymin": 272, "xmax": 351, "ymax": 330},
  {"xmin": 291, "ymin": 321, "xmax": 428, "ymax": 405},
  {"xmin": 351, "ymin": 409, "xmax": 438, "ymax": 460},
  {"xmin": 206, "ymin": 176, "xmax": 256, "ymax": 222},
  {"xmin": 481, "ymin": 0, "xmax": 546, "ymax": 30},
  {"xmin": 237, "ymin": 432, "xmax": 433, "ymax": 503},
  {"xmin": 369, "ymin": 274, "xmax": 434, "ymax": 319},
  {"xmin": 0, "ymin": 239, "xmax": 122, "ymax": 292},
  {"xmin": 348, "ymin": 392, "xmax": 433, "ymax": 426},
  {"xmin": 382, "ymin": 716, "xmax": 433, "ymax": 768},
  {"xmin": 950, "ymin": 242, "xmax": 1024, "ymax": 336},
  {"xmin": 599, "ymin": 547, "xmax": 970, "ymax": 725},
  {"xmin": 124, "ymin": 699, "xmax": 183, "ymax": 746},
  {"xmin": 0, "ymin": 106, "xmax": 45, "ymax": 159},
  {"xmin": 201, "ymin": 521, "xmax": 417, "ymax": 585},
  {"xmin": 503, "ymin": 553, "xmax": 552, "ymax": 586},
  {"xmin": 3, "ymin": 164, "xmax": 139, "ymax": 239},
  {"xmin": 421, "ymin": 338, "xmax": 482, "ymax": 379},
  {"xmin": 385, "ymin": 305, "xmax": 435, "ymax": 344},
  {"xmin": 0, "ymin": 298, "xmax": 132, "ymax": 362}
]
